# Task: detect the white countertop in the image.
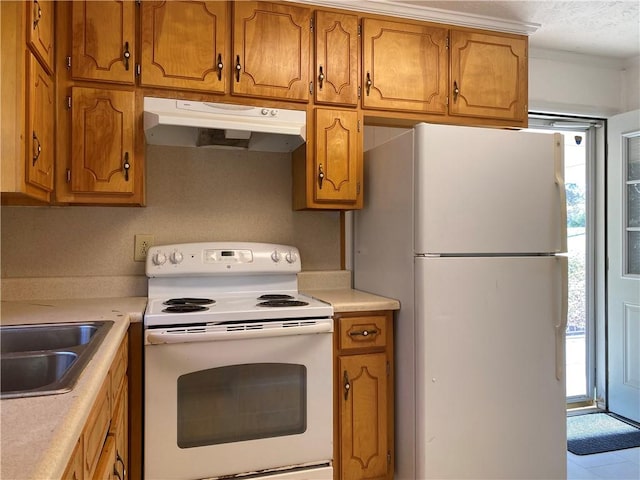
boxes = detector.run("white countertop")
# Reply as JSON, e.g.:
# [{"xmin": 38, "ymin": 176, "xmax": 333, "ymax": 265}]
[
  {"xmin": 0, "ymin": 297, "xmax": 147, "ymax": 480},
  {"xmin": 302, "ymin": 288, "xmax": 400, "ymax": 313}
]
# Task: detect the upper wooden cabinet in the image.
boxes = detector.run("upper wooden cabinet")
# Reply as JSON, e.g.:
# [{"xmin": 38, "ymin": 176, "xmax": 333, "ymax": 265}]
[
  {"xmin": 314, "ymin": 10, "xmax": 359, "ymax": 106},
  {"xmin": 293, "ymin": 108, "xmax": 362, "ymax": 210},
  {"xmin": 69, "ymin": 87, "xmax": 136, "ymax": 195},
  {"xmin": 27, "ymin": 53, "xmax": 55, "ymax": 193},
  {"xmin": 140, "ymin": 1, "xmax": 229, "ymax": 93},
  {"xmin": 27, "ymin": 0, "xmax": 54, "ymax": 74},
  {"xmin": 232, "ymin": 1, "xmax": 310, "ymax": 102},
  {"xmin": 362, "ymin": 18, "xmax": 448, "ymax": 114},
  {"xmin": 449, "ymin": 30, "xmax": 527, "ymax": 123},
  {"xmin": 71, "ymin": 0, "xmax": 136, "ymax": 84}
]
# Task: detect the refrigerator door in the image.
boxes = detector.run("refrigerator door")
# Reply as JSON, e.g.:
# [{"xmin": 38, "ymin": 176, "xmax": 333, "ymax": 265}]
[
  {"xmin": 415, "ymin": 255, "xmax": 567, "ymax": 479},
  {"xmin": 414, "ymin": 123, "xmax": 567, "ymax": 255}
]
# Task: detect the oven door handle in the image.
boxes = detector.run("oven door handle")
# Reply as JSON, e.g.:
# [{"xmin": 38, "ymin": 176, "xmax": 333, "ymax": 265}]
[{"xmin": 146, "ymin": 321, "xmax": 333, "ymax": 344}]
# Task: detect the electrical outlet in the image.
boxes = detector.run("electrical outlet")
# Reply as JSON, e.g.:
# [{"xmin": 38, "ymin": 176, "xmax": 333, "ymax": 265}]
[{"xmin": 134, "ymin": 234, "xmax": 154, "ymax": 262}]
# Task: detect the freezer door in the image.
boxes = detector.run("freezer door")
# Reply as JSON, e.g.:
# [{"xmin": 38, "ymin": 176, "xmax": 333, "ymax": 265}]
[
  {"xmin": 414, "ymin": 256, "xmax": 567, "ymax": 479},
  {"xmin": 414, "ymin": 123, "xmax": 567, "ymax": 254}
]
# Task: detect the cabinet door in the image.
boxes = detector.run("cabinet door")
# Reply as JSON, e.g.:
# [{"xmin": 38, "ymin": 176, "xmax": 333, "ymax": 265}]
[
  {"xmin": 314, "ymin": 10, "xmax": 358, "ymax": 106},
  {"xmin": 449, "ymin": 30, "xmax": 527, "ymax": 122},
  {"xmin": 140, "ymin": 1, "xmax": 228, "ymax": 93},
  {"xmin": 362, "ymin": 18, "xmax": 448, "ymax": 114},
  {"xmin": 71, "ymin": 87, "xmax": 135, "ymax": 194},
  {"xmin": 27, "ymin": 53, "xmax": 54, "ymax": 192},
  {"xmin": 314, "ymin": 108, "xmax": 361, "ymax": 205},
  {"xmin": 232, "ymin": 2, "xmax": 310, "ymax": 101},
  {"xmin": 339, "ymin": 353, "xmax": 389, "ymax": 480},
  {"xmin": 27, "ymin": 0, "xmax": 54, "ymax": 73},
  {"xmin": 71, "ymin": 0, "xmax": 135, "ymax": 84}
]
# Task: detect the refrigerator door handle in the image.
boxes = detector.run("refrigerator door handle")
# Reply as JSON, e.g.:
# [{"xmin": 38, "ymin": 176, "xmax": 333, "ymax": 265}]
[
  {"xmin": 554, "ymin": 133, "xmax": 568, "ymax": 253},
  {"xmin": 555, "ymin": 255, "xmax": 569, "ymax": 381}
]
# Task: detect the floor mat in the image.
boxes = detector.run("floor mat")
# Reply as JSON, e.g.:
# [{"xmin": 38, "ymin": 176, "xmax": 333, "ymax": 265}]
[{"xmin": 567, "ymin": 412, "xmax": 640, "ymax": 455}]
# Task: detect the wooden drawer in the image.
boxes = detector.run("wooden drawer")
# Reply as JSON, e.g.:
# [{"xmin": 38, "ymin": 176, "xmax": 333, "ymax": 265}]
[
  {"xmin": 110, "ymin": 333, "xmax": 128, "ymax": 410},
  {"xmin": 83, "ymin": 376, "xmax": 110, "ymax": 479},
  {"xmin": 338, "ymin": 315, "xmax": 387, "ymax": 351}
]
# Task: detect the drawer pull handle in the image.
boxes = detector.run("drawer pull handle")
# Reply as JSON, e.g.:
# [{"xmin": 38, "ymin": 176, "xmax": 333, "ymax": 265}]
[
  {"xmin": 343, "ymin": 370, "xmax": 351, "ymax": 400},
  {"xmin": 349, "ymin": 328, "xmax": 379, "ymax": 338}
]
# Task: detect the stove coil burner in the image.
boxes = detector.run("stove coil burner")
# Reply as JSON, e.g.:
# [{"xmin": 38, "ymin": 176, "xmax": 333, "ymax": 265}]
[
  {"xmin": 162, "ymin": 298, "xmax": 215, "ymax": 313},
  {"xmin": 163, "ymin": 298, "xmax": 215, "ymax": 306},
  {"xmin": 257, "ymin": 299, "xmax": 309, "ymax": 308},
  {"xmin": 257, "ymin": 294, "xmax": 295, "ymax": 300}
]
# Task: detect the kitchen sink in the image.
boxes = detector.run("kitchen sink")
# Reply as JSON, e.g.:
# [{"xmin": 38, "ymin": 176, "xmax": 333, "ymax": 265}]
[{"xmin": 0, "ymin": 321, "xmax": 113, "ymax": 399}]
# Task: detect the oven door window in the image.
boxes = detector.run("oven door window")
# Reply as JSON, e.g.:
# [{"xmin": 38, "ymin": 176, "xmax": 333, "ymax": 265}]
[{"xmin": 177, "ymin": 363, "xmax": 307, "ymax": 448}]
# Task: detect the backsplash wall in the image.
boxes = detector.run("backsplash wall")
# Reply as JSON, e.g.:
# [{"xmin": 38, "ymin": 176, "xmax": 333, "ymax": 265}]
[{"xmin": 0, "ymin": 146, "xmax": 341, "ymax": 298}]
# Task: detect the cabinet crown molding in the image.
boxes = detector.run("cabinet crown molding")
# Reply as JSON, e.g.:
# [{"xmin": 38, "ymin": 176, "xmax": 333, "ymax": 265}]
[{"xmin": 288, "ymin": 0, "xmax": 540, "ymax": 35}]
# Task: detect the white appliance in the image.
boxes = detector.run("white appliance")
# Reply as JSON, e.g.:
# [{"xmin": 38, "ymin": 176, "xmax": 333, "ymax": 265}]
[
  {"xmin": 143, "ymin": 97, "xmax": 306, "ymax": 152},
  {"xmin": 144, "ymin": 242, "xmax": 334, "ymax": 480},
  {"xmin": 354, "ymin": 123, "xmax": 568, "ymax": 479}
]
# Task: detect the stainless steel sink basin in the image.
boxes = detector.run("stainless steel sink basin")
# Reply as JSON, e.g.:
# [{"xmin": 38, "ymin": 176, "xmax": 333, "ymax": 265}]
[
  {"xmin": 0, "ymin": 321, "xmax": 113, "ymax": 399},
  {"xmin": 1, "ymin": 324, "xmax": 99, "ymax": 354}
]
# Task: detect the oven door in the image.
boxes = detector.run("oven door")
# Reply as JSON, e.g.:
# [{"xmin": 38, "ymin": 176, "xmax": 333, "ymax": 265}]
[{"xmin": 144, "ymin": 320, "xmax": 333, "ymax": 480}]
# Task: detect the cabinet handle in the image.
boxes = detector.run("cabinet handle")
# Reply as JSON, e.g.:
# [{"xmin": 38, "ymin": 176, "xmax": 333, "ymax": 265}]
[
  {"xmin": 216, "ymin": 53, "xmax": 223, "ymax": 81},
  {"xmin": 318, "ymin": 65, "xmax": 324, "ymax": 89},
  {"xmin": 365, "ymin": 71, "xmax": 372, "ymax": 96},
  {"xmin": 123, "ymin": 42, "xmax": 131, "ymax": 71},
  {"xmin": 453, "ymin": 80, "xmax": 460, "ymax": 102},
  {"xmin": 349, "ymin": 328, "xmax": 379, "ymax": 338},
  {"xmin": 317, "ymin": 163, "xmax": 324, "ymax": 189},
  {"xmin": 33, "ymin": 0, "xmax": 42, "ymax": 29},
  {"xmin": 32, "ymin": 132, "xmax": 41, "ymax": 166},
  {"xmin": 235, "ymin": 55, "xmax": 242, "ymax": 82},
  {"xmin": 123, "ymin": 152, "xmax": 130, "ymax": 181},
  {"xmin": 343, "ymin": 370, "xmax": 351, "ymax": 400},
  {"xmin": 116, "ymin": 451, "xmax": 127, "ymax": 480}
]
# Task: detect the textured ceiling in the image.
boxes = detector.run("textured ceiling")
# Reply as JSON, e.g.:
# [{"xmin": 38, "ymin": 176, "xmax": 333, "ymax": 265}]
[{"xmin": 398, "ymin": 1, "xmax": 640, "ymax": 59}]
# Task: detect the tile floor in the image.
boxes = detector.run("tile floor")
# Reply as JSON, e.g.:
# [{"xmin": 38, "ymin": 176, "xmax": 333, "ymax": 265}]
[{"xmin": 567, "ymin": 447, "xmax": 640, "ymax": 479}]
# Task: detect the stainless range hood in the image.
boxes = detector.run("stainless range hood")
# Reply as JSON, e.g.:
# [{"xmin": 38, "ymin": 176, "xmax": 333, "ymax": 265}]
[{"xmin": 143, "ymin": 97, "xmax": 306, "ymax": 152}]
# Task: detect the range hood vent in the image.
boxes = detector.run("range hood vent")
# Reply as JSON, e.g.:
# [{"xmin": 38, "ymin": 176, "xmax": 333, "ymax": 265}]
[{"xmin": 143, "ymin": 97, "xmax": 306, "ymax": 152}]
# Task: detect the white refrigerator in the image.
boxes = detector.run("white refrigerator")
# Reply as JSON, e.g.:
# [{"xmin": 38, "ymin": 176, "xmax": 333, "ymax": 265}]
[{"xmin": 354, "ymin": 123, "xmax": 568, "ymax": 479}]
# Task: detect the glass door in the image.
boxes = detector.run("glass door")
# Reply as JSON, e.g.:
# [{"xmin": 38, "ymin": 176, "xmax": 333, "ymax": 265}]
[{"xmin": 529, "ymin": 115, "xmax": 602, "ymax": 404}]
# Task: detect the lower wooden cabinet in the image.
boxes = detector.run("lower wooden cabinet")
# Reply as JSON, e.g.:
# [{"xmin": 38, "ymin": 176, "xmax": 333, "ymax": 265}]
[
  {"xmin": 62, "ymin": 332, "xmax": 129, "ymax": 480},
  {"xmin": 334, "ymin": 311, "xmax": 394, "ymax": 480}
]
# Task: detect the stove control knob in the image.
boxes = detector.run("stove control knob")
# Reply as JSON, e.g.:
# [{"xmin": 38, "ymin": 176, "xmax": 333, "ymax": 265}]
[
  {"xmin": 285, "ymin": 251, "xmax": 297, "ymax": 264},
  {"xmin": 170, "ymin": 251, "xmax": 184, "ymax": 264},
  {"xmin": 152, "ymin": 252, "xmax": 167, "ymax": 266},
  {"xmin": 271, "ymin": 250, "xmax": 281, "ymax": 263}
]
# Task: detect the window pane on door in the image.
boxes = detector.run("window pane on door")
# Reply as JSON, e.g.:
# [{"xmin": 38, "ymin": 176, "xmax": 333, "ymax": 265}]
[{"xmin": 625, "ymin": 134, "xmax": 640, "ymax": 276}]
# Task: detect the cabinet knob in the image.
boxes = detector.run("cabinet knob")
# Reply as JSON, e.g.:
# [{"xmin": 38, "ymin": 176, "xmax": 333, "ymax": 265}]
[
  {"xmin": 453, "ymin": 80, "xmax": 460, "ymax": 102},
  {"xmin": 318, "ymin": 163, "xmax": 325, "ymax": 189},
  {"xmin": 32, "ymin": 132, "xmax": 41, "ymax": 166},
  {"xmin": 235, "ymin": 55, "xmax": 242, "ymax": 82},
  {"xmin": 216, "ymin": 53, "xmax": 223, "ymax": 81},
  {"xmin": 318, "ymin": 65, "xmax": 324, "ymax": 89},
  {"xmin": 32, "ymin": 0, "xmax": 42, "ymax": 29},
  {"xmin": 123, "ymin": 42, "xmax": 131, "ymax": 71},
  {"xmin": 366, "ymin": 72, "xmax": 372, "ymax": 96},
  {"xmin": 343, "ymin": 370, "xmax": 351, "ymax": 401},
  {"xmin": 123, "ymin": 152, "xmax": 131, "ymax": 181}
]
